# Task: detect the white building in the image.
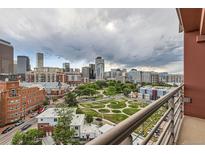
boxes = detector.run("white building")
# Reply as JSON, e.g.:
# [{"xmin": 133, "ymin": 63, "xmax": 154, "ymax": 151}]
[
  {"xmin": 36, "ymin": 108, "xmax": 99, "ymax": 139},
  {"xmin": 70, "ymin": 114, "xmax": 85, "ymax": 137}
]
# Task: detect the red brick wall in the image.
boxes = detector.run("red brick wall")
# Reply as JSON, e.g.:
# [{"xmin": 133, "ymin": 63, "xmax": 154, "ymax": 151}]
[
  {"xmin": 184, "ymin": 31, "xmax": 205, "ymax": 119},
  {"xmin": 0, "ymin": 81, "xmax": 46, "ymax": 126}
]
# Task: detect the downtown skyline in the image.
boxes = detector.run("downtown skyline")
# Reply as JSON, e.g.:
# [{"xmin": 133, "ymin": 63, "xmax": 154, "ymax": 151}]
[{"xmin": 0, "ymin": 8, "xmax": 183, "ymax": 73}]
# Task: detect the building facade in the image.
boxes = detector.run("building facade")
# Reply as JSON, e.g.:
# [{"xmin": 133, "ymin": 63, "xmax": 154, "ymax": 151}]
[
  {"xmin": 89, "ymin": 64, "xmax": 95, "ymax": 79},
  {"xmin": 167, "ymin": 74, "xmax": 184, "ymax": 84},
  {"xmin": 63, "ymin": 63, "xmax": 70, "ymax": 72},
  {"xmin": 36, "ymin": 108, "xmax": 85, "ymax": 137},
  {"xmin": 0, "ymin": 81, "xmax": 46, "ymax": 126},
  {"xmin": 26, "ymin": 67, "xmax": 82, "ymax": 87},
  {"xmin": 17, "ymin": 56, "xmax": 30, "ymax": 74},
  {"xmin": 36, "ymin": 52, "xmax": 44, "ymax": 68},
  {"xmin": 82, "ymin": 66, "xmax": 90, "ymax": 83},
  {"xmin": 95, "ymin": 57, "xmax": 104, "ymax": 80},
  {"xmin": 0, "ymin": 39, "xmax": 14, "ymax": 74}
]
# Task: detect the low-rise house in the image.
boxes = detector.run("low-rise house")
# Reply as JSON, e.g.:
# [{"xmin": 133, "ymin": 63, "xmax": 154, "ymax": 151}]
[
  {"xmin": 36, "ymin": 108, "xmax": 99, "ymax": 140},
  {"xmin": 81, "ymin": 124, "xmax": 100, "ymax": 139}
]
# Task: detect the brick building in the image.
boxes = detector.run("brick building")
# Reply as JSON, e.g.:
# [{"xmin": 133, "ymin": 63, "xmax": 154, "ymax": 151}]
[
  {"xmin": 26, "ymin": 67, "xmax": 82, "ymax": 87},
  {"xmin": 0, "ymin": 81, "xmax": 46, "ymax": 126}
]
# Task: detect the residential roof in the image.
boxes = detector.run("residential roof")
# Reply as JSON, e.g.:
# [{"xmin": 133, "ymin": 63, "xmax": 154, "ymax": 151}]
[
  {"xmin": 36, "ymin": 108, "xmax": 85, "ymax": 126},
  {"xmin": 71, "ymin": 114, "xmax": 85, "ymax": 126},
  {"xmin": 36, "ymin": 108, "xmax": 59, "ymax": 118},
  {"xmin": 99, "ymin": 124, "xmax": 114, "ymax": 134},
  {"xmin": 81, "ymin": 124, "xmax": 100, "ymax": 135}
]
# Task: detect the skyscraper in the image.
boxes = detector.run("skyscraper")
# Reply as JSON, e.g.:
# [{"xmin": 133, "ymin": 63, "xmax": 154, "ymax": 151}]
[
  {"xmin": 89, "ymin": 64, "xmax": 95, "ymax": 79},
  {"xmin": 63, "ymin": 63, "xmax": 70, "ymax": 72},
  {"xmin": 17, "ymin": 56, "xmax": 30, "ymax": 74},
  {"xmin": 95, "ymin": 57, "xmax": 104, "ymax": 80},
  {"xmin": 0, "ymin": 39, "xmax": 14, "ymax": 74},
  {"xmin": 36, "ymin": 52, "xmax": 44, "ymax": 68}
]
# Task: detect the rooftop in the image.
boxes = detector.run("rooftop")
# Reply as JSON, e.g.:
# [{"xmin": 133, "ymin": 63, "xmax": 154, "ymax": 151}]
[
  {"xmin": 21, "ymin": 82, "xmax": 69, "ymax": 90},
  {"xmin": 36, "ymin": 108, "xmax": 59, "ymax": 118},
  {"xmin": 71, "ymin": 114, "xmax": 85, "ymax": 126},
  {"xmin": 36, "ymin": 108, "xmax": 85, "ymax": 126}
]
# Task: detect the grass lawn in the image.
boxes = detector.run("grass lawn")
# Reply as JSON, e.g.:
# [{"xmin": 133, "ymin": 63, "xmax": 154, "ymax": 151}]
[
  {"xmin": 79, "ymin": 102, "xmax": 105, "ymax": 108},
  {"xmin": 112, "ymin": 110, "xmax": 122, "ymax": 113},
  {"xmin": 128, "ymin": 103, "xmax": 139, "ymax": 108},
  {"xmin": 98, "ymin": 109, "xmax": 110, "ymax": 113},
  {"xmin": 103, "ymin": 114, "xmax": 128, "ymax": 123},
  {"xmin": 76, "ymin": 108, "xmax": 100, "ymax": 117},
  {"xmin": 122, "ymin": 108, "xmax": 140, "ymax": 115},
  {"xmin": 107, "ymin": 100, "xmax": 127, "ymax": 109}
]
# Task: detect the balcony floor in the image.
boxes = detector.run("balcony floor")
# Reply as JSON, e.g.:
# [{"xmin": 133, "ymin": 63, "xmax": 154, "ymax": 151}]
[{"xmin": 177, "ymin": 115, "xmax": 205, "ymax": 145}]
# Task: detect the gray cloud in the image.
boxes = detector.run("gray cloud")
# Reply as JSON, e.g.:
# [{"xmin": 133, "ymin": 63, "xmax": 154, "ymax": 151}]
[{"xmin": 0, "ymin": 8, "xmax": 183, "ymax": 73}]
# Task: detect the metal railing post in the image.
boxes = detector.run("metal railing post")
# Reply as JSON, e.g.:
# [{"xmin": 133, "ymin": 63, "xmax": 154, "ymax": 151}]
[
  {"xmin": 86, "ymin": 85, "xmax": 184, "ymax": 145},
  {"xmin": 169, "ymin": 96, "xmax": 175, "ymax": 144}
]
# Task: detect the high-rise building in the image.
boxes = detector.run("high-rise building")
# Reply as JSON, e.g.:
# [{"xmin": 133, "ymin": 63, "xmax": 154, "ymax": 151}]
[
  {"xmin": 17, "ymin": 56, "xmax": 30, "ymax": 74},
  {"xmin": 95, "ymin": 57, "xmax": 104, "ymax": 80},
  {"xmin": 128, "ymin": 69, "xmax": 141, "ymax": 83},
  {"xmin": 82, "ymin": 67, "xmax": 90, "ymax": 78},
  {"xmin": 13, "ymin": 60, "xmax": 17, "ymax": 74},
  {"xmin": 89, "ymin": 64, "xmax": 95, "ymax": 79},
  {"xmin": 0, "ymin": 39, "xmax": 14, "ymax": 74},
  {"xmin": 82, "ymin": 66, "xmax": 90, "ymax": 83},
  {"xmin": 63, "ymin": 63, "xmax": 70, "ymax": 72},
  {"xmin": 36, "ymin": 52, "xmax": 44, "ymax": 68}
]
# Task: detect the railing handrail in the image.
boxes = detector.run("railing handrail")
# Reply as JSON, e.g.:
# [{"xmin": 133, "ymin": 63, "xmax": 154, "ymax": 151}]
[{"xmin": 86, "ymin": 84, "xmax": 184, "ymax": 145}]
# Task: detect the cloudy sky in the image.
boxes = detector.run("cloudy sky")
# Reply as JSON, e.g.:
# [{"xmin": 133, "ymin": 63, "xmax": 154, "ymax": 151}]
[{"xmin": 0, "ymin": 8, "xmax": 183, "ymax": 73}]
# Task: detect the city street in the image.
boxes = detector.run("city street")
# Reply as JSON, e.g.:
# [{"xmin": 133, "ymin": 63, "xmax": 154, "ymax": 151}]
[{"xmin": 0, "ymin": 117, "xmax": 37, "ymax": 145}]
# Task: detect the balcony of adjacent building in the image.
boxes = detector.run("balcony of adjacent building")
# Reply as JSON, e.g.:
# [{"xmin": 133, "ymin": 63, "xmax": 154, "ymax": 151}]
[{"xmin": 85, "ymin": 8, "xmax": 205, "ymax": 145}]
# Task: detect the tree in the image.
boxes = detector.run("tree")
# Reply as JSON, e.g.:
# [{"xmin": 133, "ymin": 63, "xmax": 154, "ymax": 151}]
[
  {"xmin": 12, "ymin": 131, "xmax": 23, "ymax": 145},
  {"xmin": 43, "ymin": 97, "xmax": 50, "ymax": 106},
  {"xmin": 53, "ymin": 104, "xmax": 75, "ymax": 145},
  {"xmin": 104, "ymin": 86, "xmax": 117, "ymax": 96},
  {"xmin": 85, "ymin": 115, "xmax": 93, "ymax": 123},
  {"xmin": 12, "ymin": 129, "xmax": 44, "ymax": 145},
  {"xmin": 123, "ymin": 88, "xmax": 131, "ymax": 97},
  {"xmin": 64, "ymin": 92, "xmax": 78, "ymax": 106},
  {"xmin": 96, "ymin": 80, "xmax": 108, "ymax": 89}
]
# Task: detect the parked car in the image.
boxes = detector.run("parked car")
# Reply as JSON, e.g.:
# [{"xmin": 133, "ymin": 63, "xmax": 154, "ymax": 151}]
[
  {"xmin": 21, "ymin": 124, "xmax": 32, "ymax": 131},
  {"xmin": 1, "ymin": 126, "xmax": 15, "ymax": 134},
  {"xmin": 15, "ymin": 121, "xmax": 25, "ymax": 127}
]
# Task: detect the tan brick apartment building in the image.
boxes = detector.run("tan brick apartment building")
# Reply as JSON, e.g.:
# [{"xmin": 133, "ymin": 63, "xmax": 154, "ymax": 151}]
[
  {"xmin": 26, "ymin": 67, "xmax": 82, "ymax": 86},
  {"xmin": 0, "ymin": 81, "xmax": 46, "ymax": 126}
]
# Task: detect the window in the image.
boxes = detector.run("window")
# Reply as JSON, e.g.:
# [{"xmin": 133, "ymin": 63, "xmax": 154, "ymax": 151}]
[
  {"xmin": 10, "ymin": 89, "xmax": 17, "ymax": 97},
  {"xmin": 75, "ymin": 126, "xmax": 78, "ymax": 130},
  {"xmin": 54, "ymin": 118, "xmax": 57, "ymax": 122},
  {"xmin": 41, "ymin": 119, "xmax": 43, "ymax": 121}
]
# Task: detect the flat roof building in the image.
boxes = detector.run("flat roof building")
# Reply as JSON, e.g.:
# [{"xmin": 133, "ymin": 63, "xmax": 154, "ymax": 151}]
[
  {"xmin": 0, "ymin": 39, "xmax": 14, "ymax": 74},
  {"xmin": 36, "ymin": 52, "xmax": 44, "ymax": 68},
  {"xmin": 17, "ymin": 56, "xmax": 30, "ymax": 74}
]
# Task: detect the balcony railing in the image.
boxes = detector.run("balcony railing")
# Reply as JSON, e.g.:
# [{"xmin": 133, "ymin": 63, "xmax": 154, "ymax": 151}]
[{"xmin": 86, "ymin": 84, "xmax": 184, "ymax": 145}]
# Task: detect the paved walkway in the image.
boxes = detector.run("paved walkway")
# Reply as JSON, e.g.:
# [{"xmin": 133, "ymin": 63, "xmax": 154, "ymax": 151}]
[{"xmin": 177, "ymin": 115, "xmax": 205, "ymax": 145}]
